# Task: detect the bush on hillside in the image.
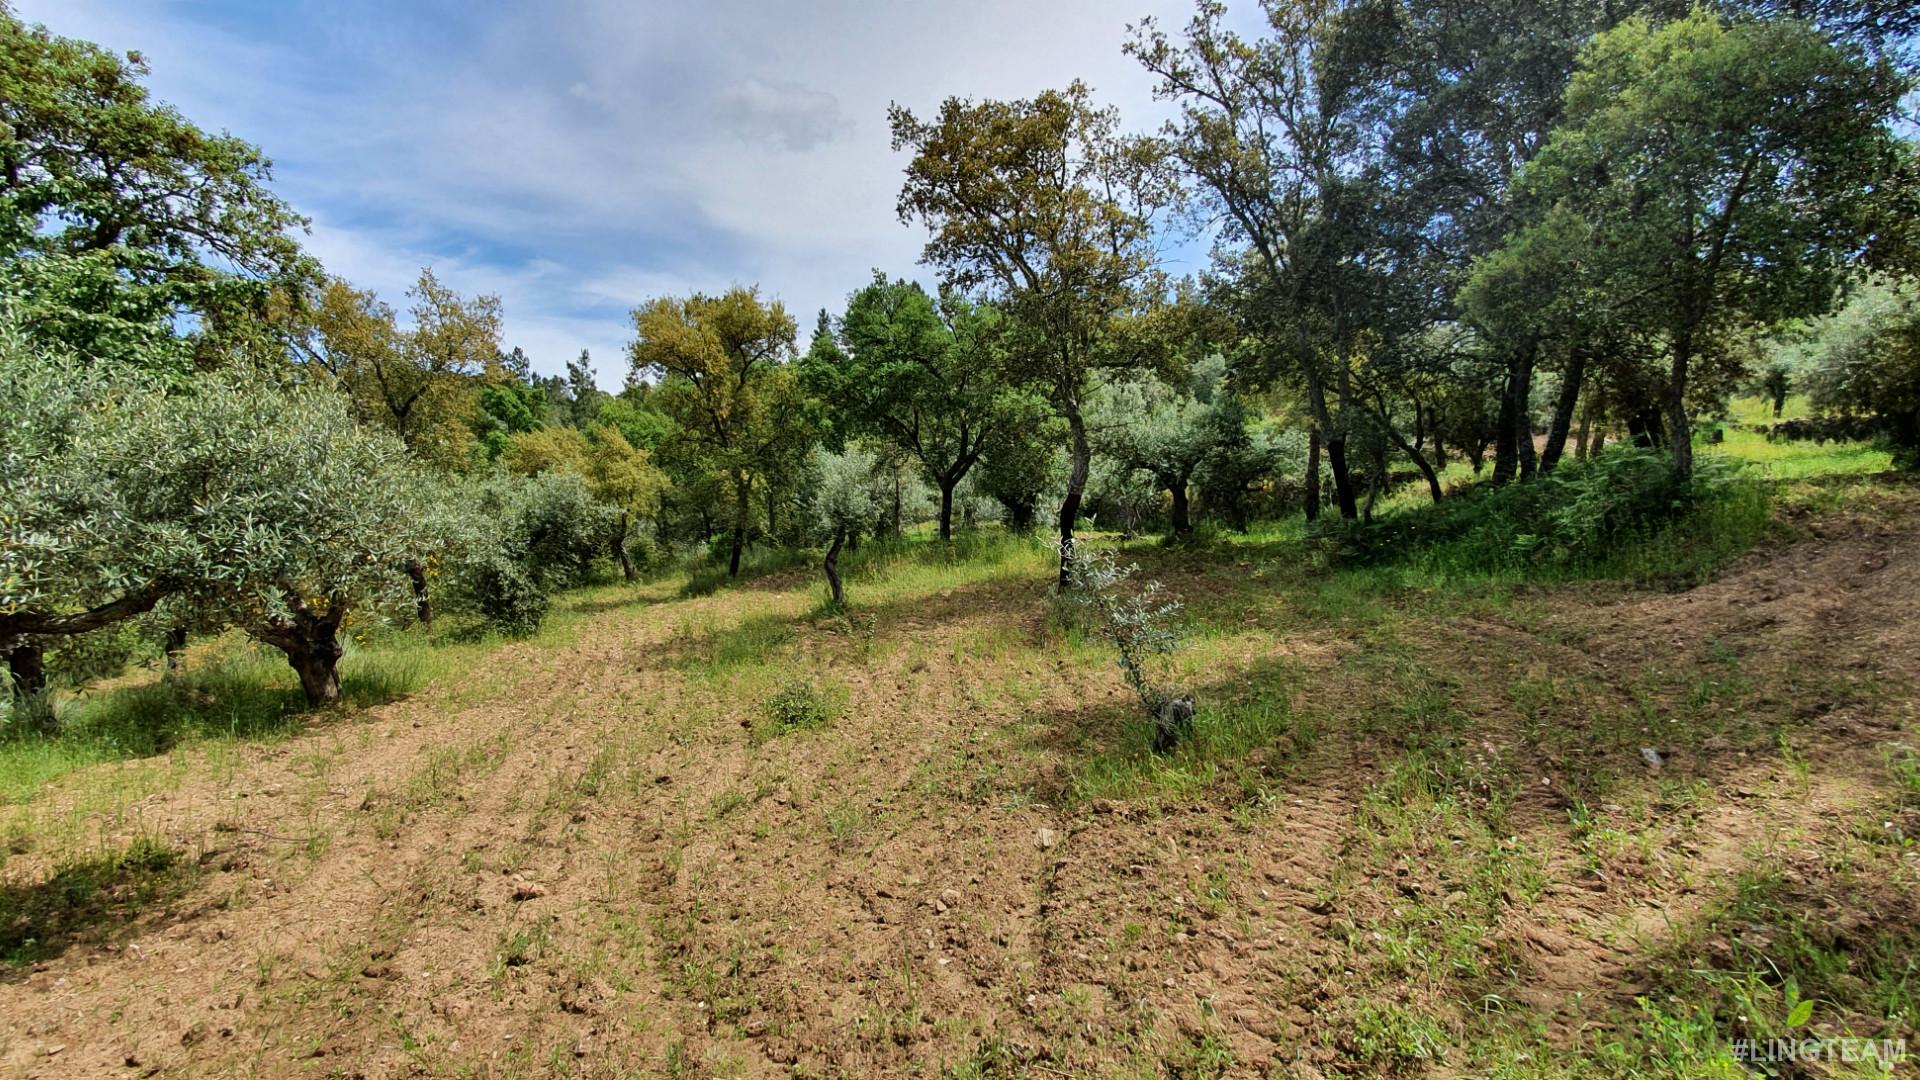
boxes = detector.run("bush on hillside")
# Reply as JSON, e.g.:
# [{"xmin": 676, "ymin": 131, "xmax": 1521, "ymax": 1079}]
[{"xmin": 1322, "ymin": 448, "xmax": 1742, "ymax": 574}]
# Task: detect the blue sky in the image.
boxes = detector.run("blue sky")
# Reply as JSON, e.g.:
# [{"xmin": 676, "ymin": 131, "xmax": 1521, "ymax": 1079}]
[{"xmin": 17, "ymin": 0, "xmax": 1205, "ymax": 387}]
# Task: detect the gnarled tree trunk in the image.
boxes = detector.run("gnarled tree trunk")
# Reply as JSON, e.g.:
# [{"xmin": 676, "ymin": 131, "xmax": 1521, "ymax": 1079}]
[
  {"xmin": 7, "ymin": 643, "xmax": 51, "ymax": 732},
  {"xmin": 1667, "ymin": 335, "xmax": 1695, "ymax": 482},
  {"xmin": 406, "ymin": 558, "xmax": 433, "ymax": 627},
  {"xmin": 164, "ymin": 624, "xmax": 189, "ymax": 683},
  {"xmin": 1325, "ymin": 434, "xmax": 1359, "ymax": 519},
  {"xmin": 253, "ymin": 595, "xmax": 347, "ymax": 706},
  {"xmin": 1168, "ymin": 480, "xmax": 1193, "ymax": 538},
  {"xmin": 1540, "ymin": 348, "xmax": 1587, "ymax": 475}
]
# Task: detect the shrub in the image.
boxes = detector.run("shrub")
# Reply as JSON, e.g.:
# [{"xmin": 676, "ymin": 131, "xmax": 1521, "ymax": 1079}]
[
  {"xmin": 466, "ymin": 551, "xmax": 550, "ymax": 636},
  {"xmin": 756, "ymin": 676, "xmax": 844, "ymax": 742},
  {"xmin": 1322, "ymin": 447, "xmax": 1747, "ymax": 578},
  {"xmin": 447, "ymin": 471, "xmax": 614, "ymax": 635},
  {"xmin": 1062, "ymin": 547, "xmax": 1193, "ymax": 753}
]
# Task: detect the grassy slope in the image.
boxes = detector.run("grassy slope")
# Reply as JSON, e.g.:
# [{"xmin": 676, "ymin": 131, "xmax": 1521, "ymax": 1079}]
[{"xmin": 0, "ymin": 408, "xmax": 1915, "ymax": 1078}]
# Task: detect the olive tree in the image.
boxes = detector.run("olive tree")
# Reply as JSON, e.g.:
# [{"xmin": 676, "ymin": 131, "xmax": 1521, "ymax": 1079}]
[
  {"xmin": 107, "ymin": 375, "xmax": 445, "ymax": 704},
  {"xmin": 811, "ymin": 446, "xmax": 881, "ymax": 608},
  {"xmin": 502, "ymin": 424, "xmax": 668, "ymax": 580},
  {"xmin": 0, "ymin": 328, "xmax": 174, "ymax": 721},
  {"xmin": 2, "ymin": 324, "xmax": 446, "ymax": 711}
]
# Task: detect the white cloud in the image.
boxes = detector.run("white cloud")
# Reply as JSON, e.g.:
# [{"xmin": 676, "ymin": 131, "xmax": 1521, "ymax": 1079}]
[{"xmin": 14, "ymin": 0, "xmax": 1200, "ymax": 388}]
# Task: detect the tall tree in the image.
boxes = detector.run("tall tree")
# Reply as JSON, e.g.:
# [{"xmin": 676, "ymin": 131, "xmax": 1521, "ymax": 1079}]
[
  {"xmin": 1130, "ymin": 2, "xmax": 1387, "ymax": 518},
  {"xmin": 293, "ymin": 270, "xmax": 503, "ymax": 469},
  {"xmin": 803, "ymin": 274, "xmax": 1014, "ymax": 540},
  {"xmin": 891, "ymin": 83, "xmax": 1171, "ymax": 586},
  {"xmin": 567, "ymin": 348, "xmax": 605, "ymax": 427},
  {"xmin": 1512, "ymin": 11, "xmax": 1911, "ymax": 480},
  {"xmin": 627, "ymin": 287, "xmax": 814, "ymax": 577},
  {"xmin": 0, "ymin": 9, "xmax": 315, "ymax": 368}
]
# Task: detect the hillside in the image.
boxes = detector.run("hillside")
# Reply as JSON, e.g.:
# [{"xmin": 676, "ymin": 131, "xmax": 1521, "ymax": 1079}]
[{"xmin": 3, "ymin": 472, "xmax": 1916, "ymax": 1078}]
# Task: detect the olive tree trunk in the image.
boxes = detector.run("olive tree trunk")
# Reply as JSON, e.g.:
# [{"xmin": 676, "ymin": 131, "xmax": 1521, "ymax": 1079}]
[
  {"xmin": 253, "ymin": 596, "xmax": 347, "ymax": 706},
  {"xmin": 405, "ymin": 559, "xmax": 433, "ymax": 628},
  {"xmin": 1168, "ymin": 480, "xmax": 1193, "ymax": 538},
  {"xmin": 164, "ymin": 624, "xmax": 189, "ymax": 683},
  {"xmin": 823, "ymin": 529, "xmax": 846, "ymax": 608},
  {"xmin": 7, "ymin": 643, "xmax": 52, "ymax": 733},
  {"xmin": 1057, "ymin": 403, "xmax": 1091, "ymax": 591}
]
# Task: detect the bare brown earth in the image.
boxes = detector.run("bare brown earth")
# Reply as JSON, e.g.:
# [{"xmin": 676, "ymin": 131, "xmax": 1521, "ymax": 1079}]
[{"xmin": 2, "ymin": 480, "xmax": 1917, "ymax": 1079}]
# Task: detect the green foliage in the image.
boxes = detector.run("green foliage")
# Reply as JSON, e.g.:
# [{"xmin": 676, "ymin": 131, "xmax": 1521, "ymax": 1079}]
[
  {"xmin": 1506, "ymin": 9, "xmax": 1911, "ymax": 474},
  {"xmin": 292, "ymin": 271, "xmax": 503, "ymax": 470},
  {"xmin": 628, "ymin": 287, "xmax": 816, "ymax": 573},
  {"xmin": 1, "ymin": 321, "xmax": 443, "ymax": 652},
  {"xmin": 755, "ymin": 676, "xmax": 845, "ymax": 742},
  {"xmin": 475, "ymin": 377, "xmax": 548, "ymax": 460},
  {"xmin": 595, "ymin": 392, "xmax": 675, "ymax": 452},
  {"xmin": 1061, "ymin": 548, "xmax": 1189, "ymax": 742},
  {"xmin": 802, "ymin": 274, "xmax": 1016, "ymax": 535},
  {"xmin": 1794, "ymin": 275, "xmax": 1920, "ymax": 464},
  {"xmin": 0, "ymin": 9, "xmax": 313, "ymax": 367},
  {"xmin": 1329, "ymin": 448, "xmax": 1758, "ymax": 580},
  {"xmin": 812, "ymin": 445, "xmax": 881, "ymax": 542},
  {"xmin": 974, "ymin": 395, "xmax": 1063, "ymax": 531},
  {"xmin": 452, "ymin": 472, "xmax": 614, "ymax": 635}
]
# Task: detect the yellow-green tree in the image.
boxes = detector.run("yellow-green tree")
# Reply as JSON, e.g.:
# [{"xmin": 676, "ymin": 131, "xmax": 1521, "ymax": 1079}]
[
  {"xmin": 292, "ymin": 269, "xmax": 502, "ymax": 470},
  {"xmin": 502, "ymin": 425, "xmax": 667, "ymax": 579},
  {"xmin": 891, "ymin": 83, "xmax": 1170, "ymax": 588},
  {"xmin": 626, "ymin": 287, "xmax": 814, "ymax": 577}
]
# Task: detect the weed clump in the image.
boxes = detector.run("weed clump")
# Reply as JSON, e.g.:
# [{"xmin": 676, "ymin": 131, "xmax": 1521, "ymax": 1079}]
[{"xmin": 755, "ymin": 676, "xmax": 844, "ymax": 742}]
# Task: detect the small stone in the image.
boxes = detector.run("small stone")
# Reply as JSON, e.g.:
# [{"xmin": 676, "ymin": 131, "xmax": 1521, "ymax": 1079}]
[
  {"xmin": 1639, "ymin": 747, "xmax": 1666, "ymax": 770},
  {"xmin": 1034, "ymin": 828, "xmax": 1057, "ymax": 850},
  {"xmin": 512, "ymin": 882, "xmax": 547, "ymax": 901},
  {"xmin": 43, "ymin": 1044, "xmax": 65, "ymax": 1057}
]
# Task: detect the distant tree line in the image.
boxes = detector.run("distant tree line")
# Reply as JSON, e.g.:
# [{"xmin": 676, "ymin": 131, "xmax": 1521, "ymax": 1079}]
[{"xmin": 3, "ymin": 1, "xmax": 1916, "ymax": 722}]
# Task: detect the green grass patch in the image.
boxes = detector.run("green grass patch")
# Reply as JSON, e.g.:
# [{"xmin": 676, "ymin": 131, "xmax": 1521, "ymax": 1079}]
[
  {"xmin": 0, "ymin": 635, "xmax": 445, "ymax": 804},
  {"xmin": 752, "ymin": 675, "xmax": 846, "ymax": 744},
  {"xmin": 0, "ymin": 836, "xmax": 193, "ymax": 968},
  {"xmin": 1066, "ymin": 676, "xmax": 1315, "ymax": 806}
]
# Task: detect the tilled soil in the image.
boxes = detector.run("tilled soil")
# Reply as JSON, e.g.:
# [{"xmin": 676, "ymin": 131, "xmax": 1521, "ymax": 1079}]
[{"xmin": 3, "ymin": 486, "xmax": 1917, "ymax": 1078}]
